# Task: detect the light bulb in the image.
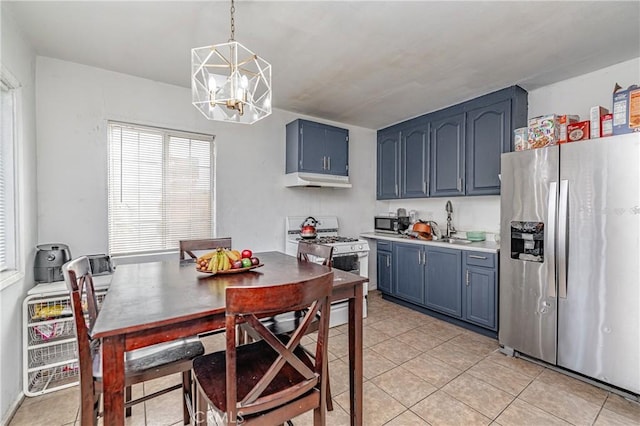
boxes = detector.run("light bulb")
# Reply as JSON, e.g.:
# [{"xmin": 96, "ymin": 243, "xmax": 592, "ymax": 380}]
[
  {"xmin": 240, "ymin": 75, "xmax": 249, "ymax": 89},
  {"xmin": 263, "ymin": 96, "xmax": 271, "ymax": 108},
  {"xmin": 208, "ymin": 74, "xmax": 217, "ymax": 92}
]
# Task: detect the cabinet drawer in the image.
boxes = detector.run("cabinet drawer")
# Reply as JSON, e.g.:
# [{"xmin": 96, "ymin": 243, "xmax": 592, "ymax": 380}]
[
  {"xmin": 377, "ymin": 241, "xmax": 392, "ymax": 252},
  {"xmin": 464, "ymin": 251, "xmax": 495, "ymax": 268}
]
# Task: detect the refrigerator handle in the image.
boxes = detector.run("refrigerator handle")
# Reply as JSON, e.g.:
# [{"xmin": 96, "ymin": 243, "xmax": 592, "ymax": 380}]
[
  {"xmin": 547, "ymin": 181, "xmax": 558, "ymax": 298},
  {"xmin": 558, "ymin": 180, "xmax": 569, "ymax": 299}
]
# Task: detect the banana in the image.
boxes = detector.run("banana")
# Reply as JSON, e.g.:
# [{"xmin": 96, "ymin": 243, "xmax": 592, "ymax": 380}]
[
  {"xmin": 231, "ymin": 250, "xmax": 241, "ymax": 260},
  {"xmin": 198, "ymin": 251, "xmax": 218, "ymax": 262},
  {"xmin": 208, "ymin": 254, "xmax": 218, "ymax": 272},
  {"xmin": 223, "ymin": 253, "xmax": 231, "ymax": 271},
  {"xmin": 225, "ymin": 249, "xmax": 240, "ymax": 262},
  {"xmin": 217, "ymin": 251, "xmax": 226, "ymax": 271}
]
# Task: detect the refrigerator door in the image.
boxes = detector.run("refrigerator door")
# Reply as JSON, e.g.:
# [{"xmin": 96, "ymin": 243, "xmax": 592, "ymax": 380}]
[
  {"xmin": 557, "ymin": 134, "xmax": 640, "ymax": 394},
  {"xmin": 500, "ymin": 146, "xmax": 559, "ymax": 364}
]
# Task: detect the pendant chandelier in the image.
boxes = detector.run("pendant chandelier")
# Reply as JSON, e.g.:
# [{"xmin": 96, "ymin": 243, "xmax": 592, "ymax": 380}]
[{"xmin": 191, "ymin": 0, "xmax": 272, "ymax": 124}]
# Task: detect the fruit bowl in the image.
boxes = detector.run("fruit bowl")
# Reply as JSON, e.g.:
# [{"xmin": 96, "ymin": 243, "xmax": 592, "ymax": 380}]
[{"xmin": 197, "ymin": 264, "xmax": 264, "ymax": 275}]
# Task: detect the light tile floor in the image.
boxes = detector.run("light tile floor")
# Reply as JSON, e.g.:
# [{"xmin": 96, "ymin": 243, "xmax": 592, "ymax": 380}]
[{"xmin": 9, "ymin": 291, "xmax": 640, "ymax": 426}]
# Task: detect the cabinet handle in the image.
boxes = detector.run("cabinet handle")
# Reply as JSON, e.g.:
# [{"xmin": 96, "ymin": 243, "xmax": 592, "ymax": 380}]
[
  {"xmin": 469, "ymin": 255, "xmax": 487, "ymax": 260},
  {"xmin": 387, "ymin": 256, "xmax": 390, "ymax": 267},
  {"xmin": 395, "ymin": 183, "xmax": 399, "ymax": 196},
  {"xmin": 424, "ymin": 251, "xmax": 427, "ymax": 267},
  {"xmin": 327, "ymin": 156, "xmax": 331, "ymax": 170},
  {"xmin": 457, "ymin": 177, "xmax": 462, "ymax": 192},
  {"xmin": 423, "ymin": 181, "xmax": 427, "ymax": 194},
  {"xmin": 418, "ymin": 251, "xmax": 422, "ymax": 265},
  {"xmin": 466, "ymin": 269, "xmax": 470, "ymax": 286}
]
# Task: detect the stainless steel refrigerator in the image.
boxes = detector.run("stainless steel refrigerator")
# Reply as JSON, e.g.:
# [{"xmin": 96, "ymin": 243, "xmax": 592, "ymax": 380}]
[{"xmin": 499, "ymin": 132, "xmax": 640, "ymax": 395}]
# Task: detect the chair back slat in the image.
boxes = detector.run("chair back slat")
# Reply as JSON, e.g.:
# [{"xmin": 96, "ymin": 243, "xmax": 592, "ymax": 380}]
[
  {"xmin": 63, "ymin": 256, "xmax": 99, "ymax": 425},
  {"xmin": 297, "ymin": 241, "xmax": 333, "ymax": 266},
  {"xmin": 225, "ymin": 271, "xmax": 333, "ymax": 416},
  {"xmin": 179, "ymin": 238, "xmax": 232, "ymax": 261}
]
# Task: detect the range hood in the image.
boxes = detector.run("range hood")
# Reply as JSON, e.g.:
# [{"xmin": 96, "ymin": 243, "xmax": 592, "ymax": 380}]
[{"xmin": 284, "ymin": 172, "xmax": 352, "ymax": 188}]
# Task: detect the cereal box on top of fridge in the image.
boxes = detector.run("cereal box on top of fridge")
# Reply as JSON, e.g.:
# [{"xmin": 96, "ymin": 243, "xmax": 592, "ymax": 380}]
[
  {"xmin": 558, "ymin": 115, "xmax": 579, "ymax": 143},
  {"xmin": 590, "ymin": 106, "xmax": 609, "ymax": 139},
  {"xmin": 567, "ymin": 121, "xmax": 590, "ymax": 142},
  {"xmin": 613, "ymin": 84, "xmax": 640, "ymax": 135},
  {"xmin": 528, "ymin": 115, "xmax": 559, "ymax": 149}
]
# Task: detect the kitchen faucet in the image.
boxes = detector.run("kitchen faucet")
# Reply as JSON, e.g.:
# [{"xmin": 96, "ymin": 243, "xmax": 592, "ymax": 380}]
[{"xmin": 445, "ymin": 200, "xmax": 456, "ymax": 238}]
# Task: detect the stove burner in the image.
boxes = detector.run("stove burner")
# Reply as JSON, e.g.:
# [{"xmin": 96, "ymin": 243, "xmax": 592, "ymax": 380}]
[{"xmin": 296, "ymin": 236, "xmax": 360, "ymax": 244}]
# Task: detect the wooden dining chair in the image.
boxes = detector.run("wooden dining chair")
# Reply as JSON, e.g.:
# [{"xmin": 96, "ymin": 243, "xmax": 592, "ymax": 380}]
[
  {"xmin": 192, "ymin": 271, "xmax": 333, "ymax": 425},
  {"xmin": 179, "ymin": 238, "xmax": 232, "ymax": 262},
  {"xmin": 296, "ymin": 241, "xmax": 334, "ymax": 266},
  {"xmin": 239, "ymin": 241, "xmax": 336, "ymax": 412},
  {"xmin": 63, "ymin": 256, "xmax": 205, "ymax": 425}
]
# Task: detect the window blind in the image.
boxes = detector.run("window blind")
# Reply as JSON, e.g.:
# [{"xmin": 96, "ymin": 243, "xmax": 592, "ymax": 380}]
[
  {"xmin": 108, "ymin": 122, "xmax": 213, "ymax": 256},
  {"xmin": 0, "ymin": 80, "xmax": 16, "ymax": 272}
]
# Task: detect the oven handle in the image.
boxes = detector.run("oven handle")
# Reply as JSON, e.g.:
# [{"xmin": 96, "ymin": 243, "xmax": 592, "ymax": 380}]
[{"xmin": 332, "ymin": 251, "xmax": 369, "ymax": 258}]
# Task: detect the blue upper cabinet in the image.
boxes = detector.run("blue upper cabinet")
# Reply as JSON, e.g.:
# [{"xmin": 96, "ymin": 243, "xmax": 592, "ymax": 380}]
[
  {"xmin": 377, "ymin": 129, "xmax": 400, "ymax": 199},
  {"xmin": 466, "ymin": 99, "xmax": 511, "ymax": 195},
  {"xmin": 376, "ymin": 85, "xmax": 527, "ymax": 199},
  {"xmin": 286, "ymin": 119, "xmax": 349, "ymax": 176},
  {"xmin": 430, "ymin": 113, "xmax": 465, "ymax": 197},
  {"xmin": 401, "ymin": 122, "xmax": 430, "ymax": 198}
]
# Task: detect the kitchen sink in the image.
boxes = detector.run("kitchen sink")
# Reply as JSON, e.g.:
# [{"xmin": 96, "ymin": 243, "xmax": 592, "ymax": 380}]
[{"xmin": 440, "ymin": 238, "xmax": 473, "ymax": 245}]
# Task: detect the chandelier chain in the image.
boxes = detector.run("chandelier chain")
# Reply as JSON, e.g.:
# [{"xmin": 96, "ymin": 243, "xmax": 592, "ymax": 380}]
[{"xmin": 230, "ymin": 0, "xmax": 235, "ymax": 41}]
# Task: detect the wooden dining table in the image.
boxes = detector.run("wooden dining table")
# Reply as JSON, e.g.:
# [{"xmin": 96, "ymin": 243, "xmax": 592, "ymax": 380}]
[{"xmin": 91, "ymin": 251, "xmax": 367, "ymax": 425}]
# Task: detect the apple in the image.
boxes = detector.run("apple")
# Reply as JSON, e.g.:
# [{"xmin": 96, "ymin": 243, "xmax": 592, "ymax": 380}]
[
  {"xmin": 241, "ymin": 258, "xmax": 252, "ymax": 268},
  {"xmin": 241, "ymin": 249, "xmax": 253, "ymax": 259},
  {"xmin": 250, "ymin": 257, "xmax": 260, "ymax": 266},
  {"xmin": 232, "ymin": 260, "xmax": 243, "ymax": 269}
]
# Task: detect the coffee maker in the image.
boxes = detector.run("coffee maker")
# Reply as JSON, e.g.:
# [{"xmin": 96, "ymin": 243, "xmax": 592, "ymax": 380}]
[
  {"xmin": 34, "ymin": 243, "xmax": 72, "ymax": 283},
  {"xmin": 396, "ymin": 208, "xmax": 410, "ymax": 233}
]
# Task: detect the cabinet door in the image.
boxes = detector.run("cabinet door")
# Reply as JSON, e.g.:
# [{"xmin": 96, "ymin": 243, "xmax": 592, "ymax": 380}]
[
  {"xmin": 324, "ymin": 126, "xmax": 349, "ymax": 176},
  {"xmin": 401, "ymin": 123, "xmax": 429, "ymax": 198},
  {"xmin": 464, "ymin": 265, "xmax": 496, "ymax": 329},
  {"xmin": 430, "ymin": 113, "xmax": 465, "ymax": 197},
  {"xmin": 466, "ymin": 99, "xmax": 511, "ymax": 195},
  {"xmin": 377, "ymin": 250, "xmax": 393, "ymax": 294},
  {"xmin": 393, "ymin": 243, "xmax": 425, "ymax": 304},
  {"xmin": 377, "ymin": 131, "xmax": 400, "ymax": 199},
  {"xmin": 424, "ymin": 247, "xmax": 462, "ymax": 317},
  {"xmin": 299, "ymin": 121, "xmax": 327, "ymax": 173}
]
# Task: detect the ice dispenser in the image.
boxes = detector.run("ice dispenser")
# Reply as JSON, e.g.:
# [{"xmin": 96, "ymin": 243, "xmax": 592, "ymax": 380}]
[{"xmin": 510, "ymin": 221, "xmax": 544, "ymax": 262}]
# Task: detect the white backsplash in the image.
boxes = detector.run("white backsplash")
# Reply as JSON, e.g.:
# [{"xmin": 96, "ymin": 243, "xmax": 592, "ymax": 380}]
[{"xmin": 378, "ymin": 196, "xmax": 500, "ymax": 239}]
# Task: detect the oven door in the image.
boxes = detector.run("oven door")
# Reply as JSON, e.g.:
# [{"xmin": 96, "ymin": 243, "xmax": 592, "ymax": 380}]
[{"xmin": 331, "ymin": 253, "xmax": 360, "ymax": 275}]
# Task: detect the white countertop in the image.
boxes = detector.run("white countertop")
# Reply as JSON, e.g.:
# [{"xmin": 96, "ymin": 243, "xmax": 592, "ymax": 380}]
[{"xmin": 360, "ymin": 232, "xmax": 500, "ymax": 254}]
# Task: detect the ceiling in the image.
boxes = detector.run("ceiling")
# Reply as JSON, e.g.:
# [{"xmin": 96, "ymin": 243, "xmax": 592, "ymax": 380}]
[{"xmin": 4, "ymin": 1, "xmax": 640, "ymax": 129}]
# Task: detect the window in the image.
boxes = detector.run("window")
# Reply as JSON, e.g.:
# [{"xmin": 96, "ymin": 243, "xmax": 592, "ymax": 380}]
[
  {"xmin": 0, "ymin": 77, "xmax": 18, "ymax": 274},
  {"xmin": 108, "ymin": 122, "xmax": 214, "ymax": 256}
]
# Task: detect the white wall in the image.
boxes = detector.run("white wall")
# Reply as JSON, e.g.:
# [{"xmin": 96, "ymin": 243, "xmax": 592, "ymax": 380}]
[
  {"xmin": 379, "ymin": 57, "xmax": 640, "ymax": 237},
  {"xmin": 528, "ymin": 57, "xmax": 640, "ymax": 120},
  {"xmin": 0, "ymin": 4, "xmax": 38, "ymax": 423},
  {"xmin": 35, "ymin": 57, "xmax": 378, "ymax": 258}
]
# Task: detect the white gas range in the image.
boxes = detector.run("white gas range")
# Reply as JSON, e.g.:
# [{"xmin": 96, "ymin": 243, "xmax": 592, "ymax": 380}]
[{"xmin": 285, "ymin": 216, "xmax": 369, "ymax": 327}]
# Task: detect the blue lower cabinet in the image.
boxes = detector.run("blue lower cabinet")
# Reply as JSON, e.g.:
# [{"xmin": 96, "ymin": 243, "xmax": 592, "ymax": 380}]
[
  {"xmin": 463, "ymin": 253, "xmax": 497, "ymax": 330},
  {"xmin": 376, "ymin": 249, "xmax": 393, "ymax": 294},
  {"xmin": 424, "ymin": 247, "xmax": 462, "ymax": 317},
  {"xmin": 379, "ymin": 242, "xmax": 498, "ymax": 333},
  {"xmin": 393, "ymin": 243, "xmax": 425, "ymax": 304}
]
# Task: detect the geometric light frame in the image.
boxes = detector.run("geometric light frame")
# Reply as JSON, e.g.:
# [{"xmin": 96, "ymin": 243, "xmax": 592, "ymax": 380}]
[{"xmin": 191, "ymin": 40, "xmax": 272, "ymax": 124}]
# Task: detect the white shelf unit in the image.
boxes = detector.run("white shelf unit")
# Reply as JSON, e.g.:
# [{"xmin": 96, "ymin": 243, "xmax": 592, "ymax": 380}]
[{"xmin": 23, "ymin": 277, "xmax": 111, "ymax": 397}]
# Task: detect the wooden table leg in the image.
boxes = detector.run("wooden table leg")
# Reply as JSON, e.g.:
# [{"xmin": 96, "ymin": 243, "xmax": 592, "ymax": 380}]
[
  {"xmin": 348, "ymin": 284, "xmax": 363, "ymax": 426},
  {"xmin": 102, "ymin": 334, "xmax": 126, "ymax": 425}
]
